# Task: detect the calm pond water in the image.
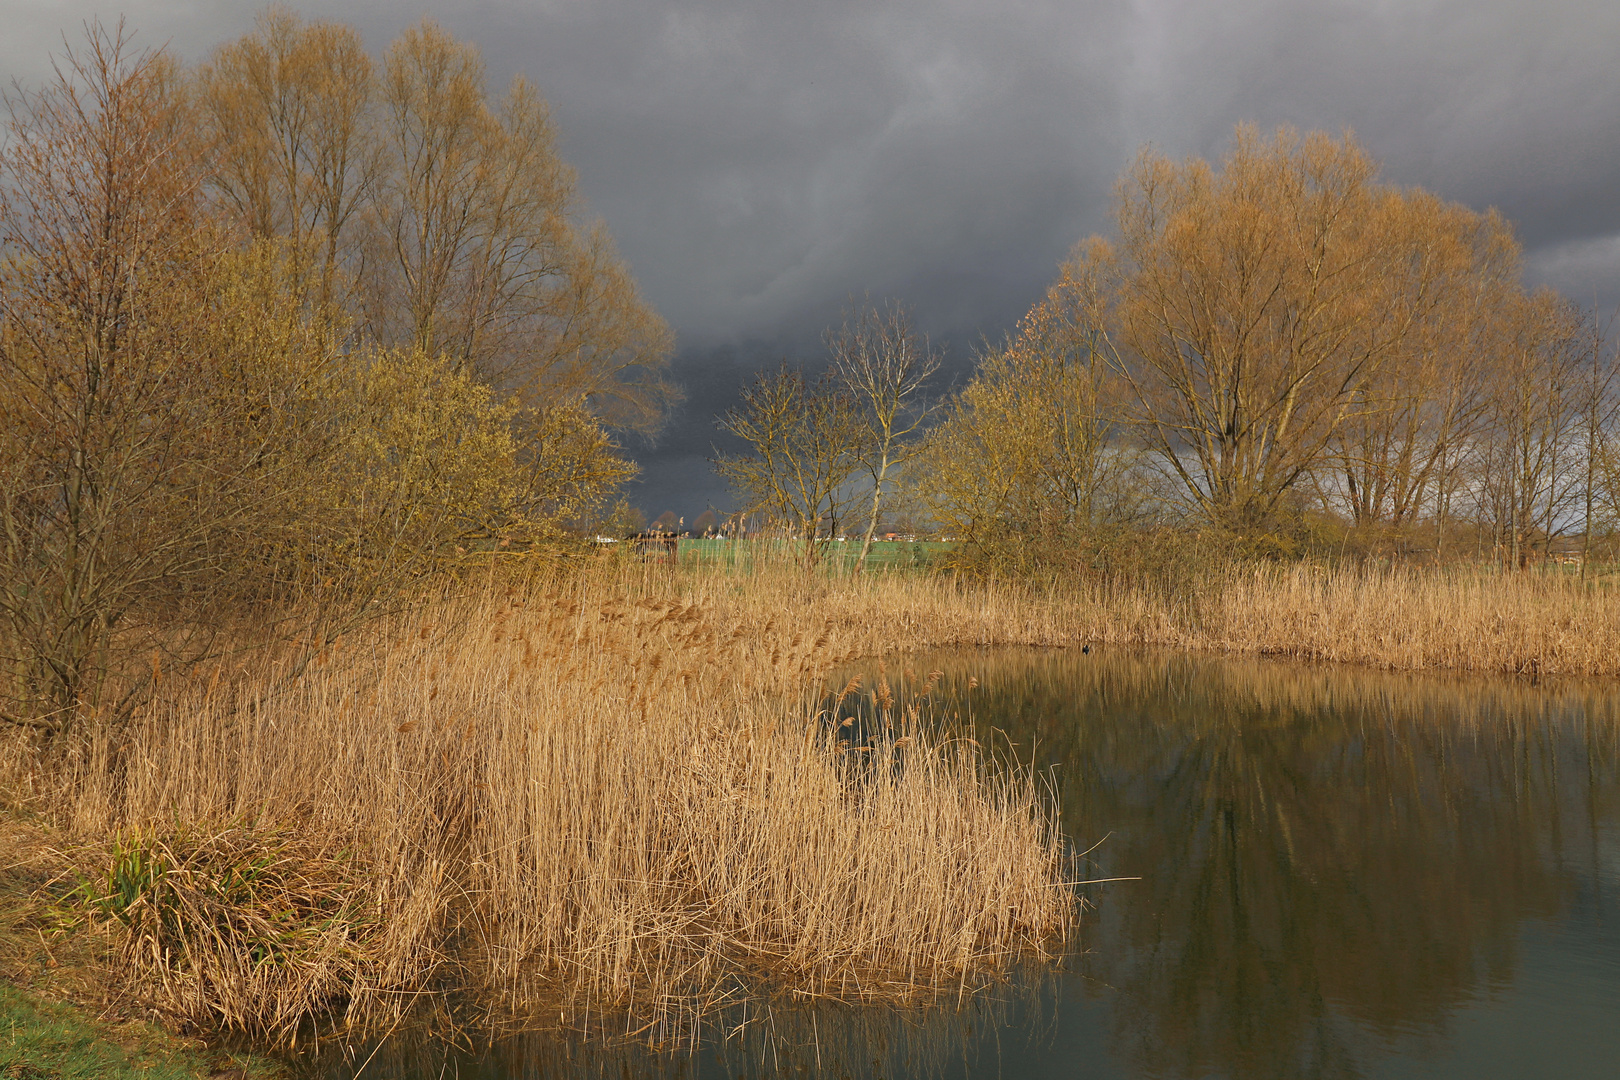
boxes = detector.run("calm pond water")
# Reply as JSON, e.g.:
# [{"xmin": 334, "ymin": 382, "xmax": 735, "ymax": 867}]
[{"xmin": 309, "ymin": 647, "xmax": 1620, "ymax": 1079}]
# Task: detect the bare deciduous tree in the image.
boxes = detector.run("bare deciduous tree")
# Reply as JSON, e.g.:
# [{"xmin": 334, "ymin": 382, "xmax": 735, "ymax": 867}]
[
  {"xmin": 201, "ymin": 13, "xmax": 678, "ymax": 437},
  {"xmin": 198, "ymin": 6, "xmax": 381, "ymax": 310},
  {"xmin": 0, "ymin": 28, "xmax": 332, "ymax": 729},
  {"xmin": 714, "ymin": 366, "xmax": 868, "ymax": 565},
  {"xmin": 1109, "ymin": 127, "xmax": 1473, "ymax": 532},
  {"xmin": 0, "ymin": 21, "xmax": 618, "ymax": 734},
  {"xmin": 1320, "ymin": 196, "xmax": 1518, "ymax": 537},
  {"xmin": 1579, "ymin": 313, "xmax": 1620, "ymax": 574},
  {"xmin": 827, "ymin": 301, "xmax": 939, "ymax": 571},
  {"xmin": 1472, "ymin": 290, "xmax": 1587, "ymax": 568},
  {"xmin": 922, "ymin": 243, "xmax": 1144, "ymax": 571}
]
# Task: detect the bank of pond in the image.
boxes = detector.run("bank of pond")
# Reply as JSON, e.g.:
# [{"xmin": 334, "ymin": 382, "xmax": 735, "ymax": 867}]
[{"xmin": 287, "ymin": 646, "xmax": 1620, "ymax": 1079}]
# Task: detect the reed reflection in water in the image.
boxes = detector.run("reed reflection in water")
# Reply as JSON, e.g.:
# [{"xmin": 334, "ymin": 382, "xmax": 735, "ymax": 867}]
[
  {"xmin": 307, "ymin": 649, "xmax": 1620, "ymax": 1079},
  {"xmin": 303, "ymin": 984, "xmax": 1047, "ymax": 1079}
]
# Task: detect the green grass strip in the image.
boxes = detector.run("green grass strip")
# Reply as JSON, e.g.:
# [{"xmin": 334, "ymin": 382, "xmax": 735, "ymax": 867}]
[{"xmin": 0, "ymin": 982, "xmax": 283, "ymax": 1080}]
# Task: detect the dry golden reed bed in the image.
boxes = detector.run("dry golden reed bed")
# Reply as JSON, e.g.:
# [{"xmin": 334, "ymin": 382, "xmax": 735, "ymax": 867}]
[
  {"xmin": 4, "ymin": 553, "xmax": 1617, "ymax": 1045},
  {"xmin": 1077, "ymin": 561, "xmax": 1620, "ymax": 677},
  {"xmin": 666, "ymin": 553, "xmax": 1620, "ymax": 678},
  {"xmin": 7, "ymin": 559, "xmax": 1077, "ymax": 1044}
]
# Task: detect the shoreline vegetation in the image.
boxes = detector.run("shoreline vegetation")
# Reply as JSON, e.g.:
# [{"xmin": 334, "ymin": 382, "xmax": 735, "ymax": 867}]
[
  {"xmin": 4, "ymin": 551, "xmax": 1619, "ymax": 1062},
  {"xmin": 3, "ymin": 556, "xmax": 1080, "ymax": 1053},
  {"xmin": 0, "ymin": 812, "xmax": 287, "ymax": 1078},
  {"xmin": 672, "ymin": 539, "xmax": 1620, "ymax": 678}
]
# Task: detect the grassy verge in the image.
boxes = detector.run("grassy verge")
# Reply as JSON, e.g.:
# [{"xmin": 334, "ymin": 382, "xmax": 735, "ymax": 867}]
[{"xmin": 0, "ymin": 981, "xmax": 283, "ymax": 1080}]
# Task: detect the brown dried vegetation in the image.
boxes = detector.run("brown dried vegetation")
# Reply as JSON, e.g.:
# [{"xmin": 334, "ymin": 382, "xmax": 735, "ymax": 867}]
[{"xmin": 3, "ymin": 559, "xmax": 1076, "ymax": 1045}]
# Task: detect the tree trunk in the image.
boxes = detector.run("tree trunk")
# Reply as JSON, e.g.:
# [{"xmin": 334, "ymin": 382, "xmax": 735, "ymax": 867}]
[{"xmin": 856, "ymin": 447, "xmax": 891, "ymax": 573}]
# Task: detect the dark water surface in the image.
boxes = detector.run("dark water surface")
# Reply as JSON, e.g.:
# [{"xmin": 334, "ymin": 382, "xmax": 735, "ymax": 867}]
[{"xmin": 311, "ymin": 648, "xmax": 1620, "ymax": 1079}]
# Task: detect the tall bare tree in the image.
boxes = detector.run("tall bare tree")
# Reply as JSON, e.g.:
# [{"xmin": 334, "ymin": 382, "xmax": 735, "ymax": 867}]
[
  {"xmin": 0, "ymin": 28, "xmax": 352, "ymax": 729},
  {"xmin": 201, "ymin": 13, "xmax": 677, "ymax": 436},
  {"xmin": 1320, "ymin": 196, "xmax": 1518, "ymax": 539},
  {"xmin": 198, "ymin": 6, "xmax": 381, "ymax": 310},
  {"xmin": 1108, "ymin": 127, "xmax": 1465, "ymax": 532},
  {"xmin": 0, "ymin": 21, "xmax": 593, "ymax": 733},
  {"xmin": 828, "ymin": 301, "xmax": 939, "ymax": 571},
  {"xmin": 1472, "ymin": 290, "xmax": 1587, "ymax": 568},
  {"xmin": 1581, "ymin": 313, "xmax": 1620, "ymax": 574},
  {"xmin": 714, "ymin": 366, "xmax": 869, "ymax": 565}
]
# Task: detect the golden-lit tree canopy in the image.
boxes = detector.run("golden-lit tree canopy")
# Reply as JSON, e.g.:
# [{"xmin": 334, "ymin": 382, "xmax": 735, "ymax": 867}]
[
  {"xmin": 1106, "ymin": 127, "xmax": 1507, "ymax": 528},
  {"xmin": 198, "ymin": 8, "xmax": 677, "ymax": 435},
  {"xmin": 926, "ymin": 125, "xmax": 1616, "ymax": 567},
  {"xmin": 920, "ymin": 248, "xmax": 1144, "ymax": 570},
  {"xmin": 1, "ymin": 16, "xmax": 672, "ymax": 729}
]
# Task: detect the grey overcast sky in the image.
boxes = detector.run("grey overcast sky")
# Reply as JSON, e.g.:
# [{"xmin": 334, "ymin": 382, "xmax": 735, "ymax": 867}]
[{"xmin": 5, "ymin": 0, "xmax": 1618, "ymax": 517}]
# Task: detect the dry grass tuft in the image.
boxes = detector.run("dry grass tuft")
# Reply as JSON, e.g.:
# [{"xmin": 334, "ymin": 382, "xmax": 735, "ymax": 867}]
[{"xmin": 66, "ymin": 827, "xmax": 399, "ymax": 1044}]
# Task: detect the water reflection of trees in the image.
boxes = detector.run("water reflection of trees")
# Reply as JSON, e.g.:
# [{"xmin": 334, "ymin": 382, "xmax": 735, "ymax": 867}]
[{"xmin": 889, "ymin": 650, "xmax": 1620, "ymax": 1080}]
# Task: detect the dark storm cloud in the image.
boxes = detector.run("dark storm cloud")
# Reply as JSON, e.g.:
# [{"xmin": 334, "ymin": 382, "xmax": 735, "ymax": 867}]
[
  {"xmin": 5, "ymin": 0, "xmax": 1617, "ymax": 515},
  {"xmin": 1112, "ymin": 1, "xmax": 1620, "ymax": 281},
  {"xmin": 5, "ymin": 0, "xmax": 1132, "ymax": 338},
  {"xmin": 463, "ymin": 0, "xmax": 1133, "ymax": 345}
]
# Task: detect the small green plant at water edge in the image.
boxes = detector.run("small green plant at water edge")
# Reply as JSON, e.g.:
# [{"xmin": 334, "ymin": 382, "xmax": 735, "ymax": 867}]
[{"xmin": 73, "ymin": 832, "xmax": 175, "ymax": 932}]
